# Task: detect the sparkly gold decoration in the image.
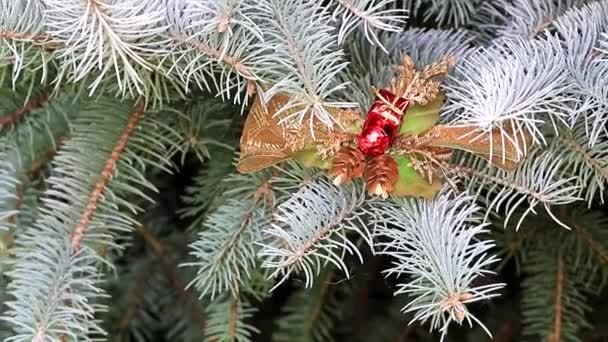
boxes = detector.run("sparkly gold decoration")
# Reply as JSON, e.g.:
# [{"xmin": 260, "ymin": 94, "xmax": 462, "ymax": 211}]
[
  {"xmin": 237, "ymin": 54, "xmax": 531, "ymax": 199},
  {"xmin": 236, "ymin": 93, "xmax": 359, "ymax": 173}
]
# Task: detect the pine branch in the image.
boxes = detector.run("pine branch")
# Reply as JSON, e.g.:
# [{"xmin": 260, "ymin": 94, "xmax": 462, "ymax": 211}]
[
  {"xmin": 0, "ymin": 92, "xmax": 48, "ymax": 127},
  {"xmin": 2, "ymin": 98, "xmax": 180, "ymax": 341},
  {"xmin": 548, "ymin": 246, "xmax": 565, "ymax": 342},
  {"xmin": 259, "ymin": 177, "xmax": 371, "ymax": 289},
  {"xmin": 550, "ymin": 122, "xmax": 608, "ymax": 205},
  {"xmin": 522, "ymin": 231, "xmax": 594, "ymax": 342},
  {"xmin": 0, "ymin": 90, "xmax": 74, "ymax": 235},
  {"xmin": 116, "ymin": 260, "xmax": 155, "ymax": 332},
  {"xmin": 460, "ymin": 149, "xmax": 581, "ymax": 229},
  {"xmin": 184, "ymin": 171, "xmax": 274, "ymax": 299},
  {"xmin": 337, "ymin": 28, "xmax": 473, "ymax": 111},
  {"xmin": 371, "ymin": 189, "xmax": 503, "ymax": 340},
  {"xmin": 474, "ymin": 0, "xmax": 590, "ymax": 40},
  {"xmin": 257, "ymin": 0, "xmax": 354, "ymax": 128},
  {"xmin": 0, "ymin": 0, "xmax": 50, "ymax": 81},
  {"xmin": 164, "ymin": 98, "xmax": 236, "ymax": 165},
  {"xmin": 330, "ymin": 0, "xmax": 407, "ymax": 52},
  {"xmin": 71, "ymin": 99, "xmax": 144, "ymax": 252},
  {"xmin": 204, "ymin": 294, "xmax": 259, "ymax": 342},
  {"xmin": 164, "ymin": 0, "xmax": 265, "ymax": 107},
  {"xmin": 554, "ymin": 0, "xmax": 608, "ymax": 146},
  {"xmin": 445, "ymin": 37, "xmax": 571, "ymax": 149},
  {"xmin": 46, "ymin": 0, "xmax": 168, "ymax": 96},
  {"xmin": 135, "ymin": 225, "xmax": 207, "ymax": 331},
  {"xmin": 573, "ymin": 222, "xmax": 608, "ymax": 267}
]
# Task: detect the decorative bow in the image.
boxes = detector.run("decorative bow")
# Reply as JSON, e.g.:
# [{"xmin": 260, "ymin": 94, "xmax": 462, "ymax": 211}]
[{"xmin": 236, "ymin": 55, "xmax": 530, "ymax": 199}]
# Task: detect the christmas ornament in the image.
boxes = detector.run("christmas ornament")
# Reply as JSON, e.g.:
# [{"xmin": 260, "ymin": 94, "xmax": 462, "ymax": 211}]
[{"xmin": 237, "ymin": 55, "xmax": 530, "ymax": 199}]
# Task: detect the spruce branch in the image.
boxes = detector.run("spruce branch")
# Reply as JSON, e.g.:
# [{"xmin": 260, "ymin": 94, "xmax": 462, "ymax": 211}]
[
  {"xmin": 550, "ymin": 122, "xmax": 608, "ymax": 205},
  {"xmin": 0, "ymin": 90, "xmax": 74, "ymax": 235},
  {"xmin": 45, "ymin": 0, "xmax": 168, "ymax": 96},
  {"xmin": 371, "ymin": 189, "xmax": 503, "ymax": 340},
  {"xmin": 70, "ymin": 99, "xmax": 144, "ymax": 252},
  {"xmin": 561, "ymin": 208, "xmax": 608, "ymax": 279},
  {"xmin": 164, "ymin": 0, "xmax": 265, "ymax": 106},
  {"xmin": 554, "ymin": 0, "xmax": 608, "ymax": 146},
  {"xmin": 445, "ymin": 37, "xmax": 571, "ymax": 150},
  {"xmin": 330, "ymin": 0, "xmax": 408, "ymax": 52},
  {"xmin": 475, "ymin": 0, "xmax": 590, "ymax": 40},
  {"xmin": 0, "ymin": 92, "xmax": 48, "ymax": 128},
  {"xmin": 522, "ymin": 234, "xmax": 594, "ymax": 341},
  {"xmin": 185, "ymin": 198, "xmax": 270, "ymax": 299},
  {"xmin": 460, "ymin": 149, "xmax": 581, "ymax": 229},
  {"xmin": 115, "ymin": 259, "xmax": 155, "ymax": 333},
  {"xmin": 257, "ymin": 0, "xmax": 354, "ymax": 129},
  {"xmin": 2, "ymin": 98, "xmax": 180, "ymax": 340},
  {"xmin": 204, "ymin": 294, "xmax": 259, "ymax": 342},
  {"xmin": 258, "ymin": 177, "xmax": 371, "ymax": 289},
  {"xmin": 164, "ymin": 99, "xmax": 235, "ymax": 165},
  {"xmin": 0, "ymin": 0, "xmax": 50, "ymax": 82},
  {"xmin": 549, "ymin": 246, "xmax": 565, "ymax": 342}
]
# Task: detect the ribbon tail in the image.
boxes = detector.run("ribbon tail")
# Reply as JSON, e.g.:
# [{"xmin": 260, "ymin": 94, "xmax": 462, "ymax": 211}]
[{"xmin": 425, "ymin": 124, "xmax": 532, "ymax": 171}]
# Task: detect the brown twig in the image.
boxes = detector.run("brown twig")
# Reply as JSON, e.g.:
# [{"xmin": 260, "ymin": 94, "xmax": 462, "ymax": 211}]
[
  {"xmin": 548, "ymin": 246, "xmax": 565, "ymax": 342},
  {"xmin": 0, "ymin": 93, "xmax": 49, "ymax": 128},
  {"xmin": 172, "ymin": 34, "xmax": 255, "ymax": 79},
  {"xmin": 0, "ymin": 30, "xmax": 51, "ymax": 48},
  {"xmin": 229, "ymin": 294, "xmax": 239, "ymax": 340},
  {"xmin": 70, "ymin": 100, "xmax": 144, "ymax": 253}
]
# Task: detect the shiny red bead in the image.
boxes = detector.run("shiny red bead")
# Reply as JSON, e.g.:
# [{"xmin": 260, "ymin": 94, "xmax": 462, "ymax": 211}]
[{"xmin": 357, "ymin": 89, "xmax": 410, "ymax": 157}]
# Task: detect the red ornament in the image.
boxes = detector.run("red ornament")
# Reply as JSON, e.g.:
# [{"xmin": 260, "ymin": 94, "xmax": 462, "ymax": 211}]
[{"xmin": 357, "ymin": 89, "xmax": 410, "ymax": 156}]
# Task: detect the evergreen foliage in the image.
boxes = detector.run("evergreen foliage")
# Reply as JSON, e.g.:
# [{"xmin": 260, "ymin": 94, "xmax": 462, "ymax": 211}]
[{"xmin": 1, "ymin": 0, "xmax": 608, "ymax": 341}]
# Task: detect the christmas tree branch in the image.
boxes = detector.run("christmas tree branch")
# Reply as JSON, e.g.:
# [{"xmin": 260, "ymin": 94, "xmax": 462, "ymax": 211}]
[
  {"xmin": 2, "ymin": 97, "xmax": 181, "ymax": 340},
  {"xmin": 258, "ymin": 0, "xmax": 353, "ymax": 128},
  {"xmin": 70, "ymin": 99, "xmax": 144, "ymax": 252},
  {"xmin": 554, "ymin": 1, "xmax": 608, "ymax": 146},
  {"xmin": 461, "ymin": 150, "xmax": 581, "ymax": 229},
  {"xmin": 522, "ymin": 229, "xmax": 594, "ymax": 340},
  {"xmin": 259, "ymin": 178, "xmax": 371, "ymax": 289},
  {"xmin": 170, "ymin": 35, "xmax": 257, "ymax": 79},
  {"xmin": 551, "ymin": 123, "xmax": 608, "ymax": 205},
  {"xmin": 445, "ymin": 37, "xmax": 571, "ymax": 147},
  {"xmin": 204, "ymin": 294, "xmax": 258, "ymax": 341},
  {"xmin": 372, "ymin": 189, "xmax": 503, "ymax": 339},
  {"xmin": 185, "ymin": 171, "xmax": 274, "ymax": 298},
  {"xmin": 330, "ymin": 0, "xmax": 407, "ymax": 51},
  {"xmin": 411, "ymin": 0, "xmax": 478, "ymax": 27},
  {"xmin": 573, "ymin": 222, "xmax": 608, "ymax": 266}
]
